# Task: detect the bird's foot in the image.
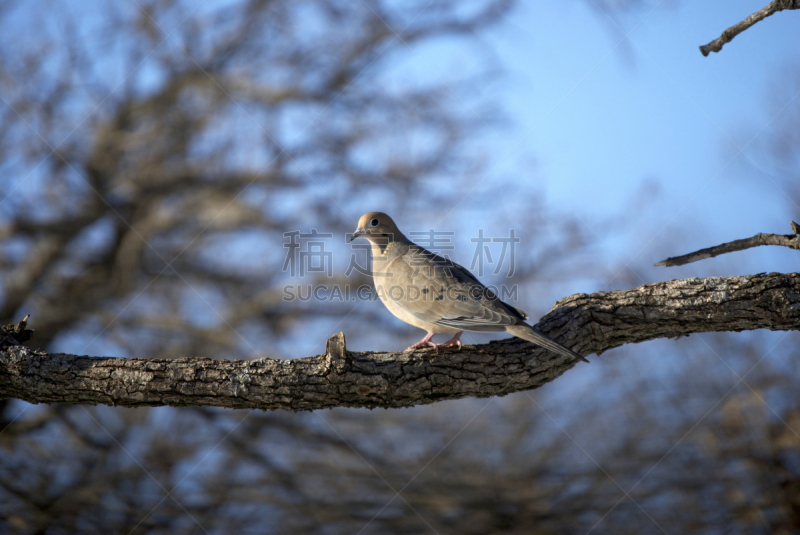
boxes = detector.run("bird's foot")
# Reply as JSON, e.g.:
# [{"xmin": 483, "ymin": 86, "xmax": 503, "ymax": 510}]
[
  {"xmin": 407, "ymin": 341, "xmax": 439, "ymax": 352},
  {"xmin": 439, "ymin": 332, "xmax": 463, "ymax": 350},
  {"xmin": 407, "ymin": 333, "xmax": 438, "ymax": 352}
]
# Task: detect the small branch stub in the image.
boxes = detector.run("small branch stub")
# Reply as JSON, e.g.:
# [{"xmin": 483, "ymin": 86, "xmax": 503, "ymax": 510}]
[
  {"xmin": 15, "ymin": 314, "xmax": 29, "ymax": 334},
  {"xmin": 1, "ymin": 315, "xmax": 34, "ymax": 346},
  {"xmin": 324, "ymin": 332, "xmax": 349, "ymax": 374},
  {"xmin": 325, "ymin": 332, "xmax": 347, "ymax": 360}
]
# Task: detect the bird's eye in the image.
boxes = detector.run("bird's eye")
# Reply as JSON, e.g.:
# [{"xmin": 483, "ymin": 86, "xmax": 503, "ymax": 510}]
[{"xmin": 369, "ymin": 218, "xmax": 379, "ymax": 227}]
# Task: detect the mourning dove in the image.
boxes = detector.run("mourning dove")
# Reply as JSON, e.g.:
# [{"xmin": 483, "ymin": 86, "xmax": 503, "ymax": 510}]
[{"xmin": 347, "ymin": 212, "xmax": 589, "ymax": 363}]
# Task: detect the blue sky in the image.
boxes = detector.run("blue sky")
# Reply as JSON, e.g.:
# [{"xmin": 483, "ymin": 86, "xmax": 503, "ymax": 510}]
[
  {"xmin": 367, "ymin": 1, "xmax": 799, "ymax": 261},
  {"xmin": 454, "ymin": 1, "xmax": 800, "ymax": 290},
  {"xmin": 483, "ymin": 1, "xmax": 798, "ymax": 217},
  {"xmin": 491, "ymin": 1, "xmax": 799, "ymax": 257}
]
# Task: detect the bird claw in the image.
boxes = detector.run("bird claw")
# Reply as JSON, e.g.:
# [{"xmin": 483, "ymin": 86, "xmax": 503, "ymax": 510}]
[
  {"xmin": 406, "ymin": 340, "xmax": 439, "ymax": 353},
  {"xmin": 439, "ymin": 332, "xmax": 463, "ymax": 351},
  {"xmin": 439, "ymin": 339, "xmax": 461, "ymax": 350},
  {"xmin": 406, "ymin": 332, "xmax": 462, "ymax": 353},
  {"xmin": 407, "ymin": 332, "xmax": 439, "ymax": 353}
]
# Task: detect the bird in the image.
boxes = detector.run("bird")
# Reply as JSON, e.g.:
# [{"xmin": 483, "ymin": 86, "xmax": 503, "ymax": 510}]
[{"xmin": 347, "ymin": 212, "xmax": 589, "ymax": 363}]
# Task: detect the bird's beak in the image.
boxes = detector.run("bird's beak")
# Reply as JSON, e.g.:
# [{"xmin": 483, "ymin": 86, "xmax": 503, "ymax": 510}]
[{"xmin": 347, "ymin": 228, "xmax": 365, "ymax": 243}]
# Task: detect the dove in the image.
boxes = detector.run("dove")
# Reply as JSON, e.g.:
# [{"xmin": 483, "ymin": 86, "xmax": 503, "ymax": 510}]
[{"xmin": 347, "ymin": 212, "xmax": 589, "ymax": 363}]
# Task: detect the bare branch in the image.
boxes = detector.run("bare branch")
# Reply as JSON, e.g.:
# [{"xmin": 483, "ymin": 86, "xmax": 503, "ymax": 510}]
[
  {"xmin": 700, "ymin": 0, "xmax": 800, "ymax": 56},
  {"xmin": 655, "ymin": 230, "xmax": 800, "ymax": 267},
  {"xmin": 2, "ymin": 273, "xmax": 799, "ymax": 411}
]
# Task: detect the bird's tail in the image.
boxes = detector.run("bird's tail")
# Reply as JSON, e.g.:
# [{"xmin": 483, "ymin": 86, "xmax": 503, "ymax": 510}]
[{"xmin": 506, "ymin": 324, "xmax": 589, "ymax": 363}]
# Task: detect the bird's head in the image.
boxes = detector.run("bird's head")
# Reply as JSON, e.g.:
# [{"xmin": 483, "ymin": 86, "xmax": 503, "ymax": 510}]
[{"xmin": 347, "ymin": 212, "xmax": 405, "ymax": 245}]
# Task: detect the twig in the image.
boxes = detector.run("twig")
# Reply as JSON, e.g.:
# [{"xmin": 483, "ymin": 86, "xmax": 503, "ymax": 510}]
[
  {"xmin": 656, "ymin": 227, "xmax": 800, "ymax": 267},
  {"xmin": 699, "ymin": 0, "xmax": 800, "ymax": 57}
]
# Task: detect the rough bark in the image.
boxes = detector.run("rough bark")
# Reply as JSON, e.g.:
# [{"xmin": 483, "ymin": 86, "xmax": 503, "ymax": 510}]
[
  {"xmin": 2, "ymin": 273, "xmax": 799, "ymax": 411},
  {"xmin": 700, "ymin": 0, "xmax": 800, "ymax": 56}
]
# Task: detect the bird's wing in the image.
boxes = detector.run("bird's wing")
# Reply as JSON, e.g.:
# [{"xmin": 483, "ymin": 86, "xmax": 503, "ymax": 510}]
[{"xmin": 381, "ymin": 245, "xmax": 526, "ymax": 332}]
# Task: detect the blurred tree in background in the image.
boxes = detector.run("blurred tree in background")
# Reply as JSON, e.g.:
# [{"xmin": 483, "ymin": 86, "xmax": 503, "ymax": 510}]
[
  {"xmin": 1, "ymin": 0, "xmax": 800, "ymax": 533},
  {"xmin": 0, "ymin": 0, "xmax": 514, "ymax": 356}
]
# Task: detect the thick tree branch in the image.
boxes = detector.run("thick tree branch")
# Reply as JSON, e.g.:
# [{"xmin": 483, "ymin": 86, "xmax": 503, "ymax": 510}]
[
  {"xmin": 2, "ymin": 274, "xmax": 799, "ymax": 411},
  {"xmin": 655, "ymin": 228, "xmax": 800, "ymax": 267},
  {"xmin": 700, "ymin": 0, "xmax": 800, "ymax": 56}
]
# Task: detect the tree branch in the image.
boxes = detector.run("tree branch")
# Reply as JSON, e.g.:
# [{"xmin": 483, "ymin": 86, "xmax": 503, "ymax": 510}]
[
  {"xmin": 700, "ymin": 0, "xmax": 800, "ymax": 56},
  {"xmin": 2, "ymin": 274, "xmax": 800, "ymax": 411},
  {"xmin": 655, "ymin": 228, "xmax": 800, "ymax": 267}
]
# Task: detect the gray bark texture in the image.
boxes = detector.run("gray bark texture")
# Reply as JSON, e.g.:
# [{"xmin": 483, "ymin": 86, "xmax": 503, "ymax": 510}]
[{"xmin": 2, "ymin": 273, "xmax": 799, "ymax": 411}]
